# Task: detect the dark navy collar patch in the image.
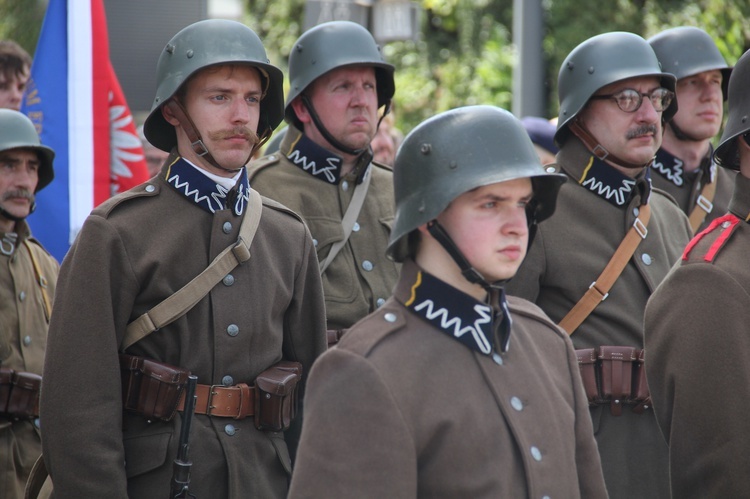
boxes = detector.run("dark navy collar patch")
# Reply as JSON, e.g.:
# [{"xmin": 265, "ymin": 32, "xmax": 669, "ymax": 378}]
[
  {"xmin": 578, "ymin": 155, "xmax": 638, "ymax": 207},
  {"xmin": 286, "ymin": 132, "xmax": 343, "ymax": 185},
  {"xmin": 167, "ymin": 158, "xmax": 250, "ymax": 215}
]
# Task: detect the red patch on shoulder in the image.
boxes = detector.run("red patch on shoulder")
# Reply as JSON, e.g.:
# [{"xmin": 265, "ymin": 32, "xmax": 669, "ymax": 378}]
[{"xmin": 682, "ymin": 214, "xmax": 740, "ymax": 262}]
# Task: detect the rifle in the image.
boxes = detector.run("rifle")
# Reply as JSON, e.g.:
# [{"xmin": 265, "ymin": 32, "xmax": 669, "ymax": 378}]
[{"xmin": 170, "ymin": 374, "xmax": 198, "ymax": 499}]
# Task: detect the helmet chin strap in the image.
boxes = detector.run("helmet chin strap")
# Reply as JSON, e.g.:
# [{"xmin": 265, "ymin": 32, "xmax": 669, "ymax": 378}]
[
  {"xmin": 569, "ymin": 119, "xmax": 654, "ymax": 170},
  {"xmin": 668, "ymin": 120, "xmax": 703, "ymax": 142},
  {"xmin": 165, "ymin": 99, "xmax": 270, "ymax": 173},
  {"xmin": 301, "ymin": 94, "xmax": 390, "ymax": 158},
  {"xmin": 0, "ymin": 200, "xmax": 34, "ymax": 224}
]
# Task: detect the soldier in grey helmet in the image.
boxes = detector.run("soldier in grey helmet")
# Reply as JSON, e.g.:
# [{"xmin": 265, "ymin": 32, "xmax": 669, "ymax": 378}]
[
  {"xmin": 288, "ymin": 105, "xmax": 609, "ymax": 498},
  {"xmin": 40, "ymin": 19, "xmax": 326, "ymax": 498},
  {"xmin": 0, "ymin": 109, "xmax": 58, "ymax": 499},
  {"xmin": 648, "ymin": 26, "xmax": 735, "ymax": 233},
  {"xmin": 645, "ymin": 47, "xmax": 750, "ymax": 498},
  {"xmin": 506, "ymin": 32, "xmax": 692, "ymax": 498},
  {"xmin": 248, "ymin": 21, "xmax": 399, "ymax": 344}
]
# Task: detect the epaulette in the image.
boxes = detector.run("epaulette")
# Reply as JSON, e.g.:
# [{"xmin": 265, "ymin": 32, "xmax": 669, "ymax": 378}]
[
  {"xmin": 682, "ymin": 213, "xmax": 740, "ymax": 263},
  {"xmin": 24, "ymin": 236, "xmax": 55, "ymax": 259},
  {"xmin": 259, "ymin": 194, "xmax": 304, "ymax": 225},
  {"xmin": 246, "ymin": 153, "xmax": 281, "ymax": 181},
  {"xmin": 95, "ymin": 181, "xmax": 161, "ymax": 218},
  {"xmin": 336, "ymin": 306, "xmax": 406, "ymax": 357}
]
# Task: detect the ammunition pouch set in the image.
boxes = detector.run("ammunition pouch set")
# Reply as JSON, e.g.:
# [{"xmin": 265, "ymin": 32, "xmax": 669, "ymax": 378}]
[
  {"xmin": 119, "ymin": 354, "xmax": 302, "ymax": 432},
  {"xmin": 575, "ymin": 346, "xmax": 651, "ymax": 416},
  {"xmin": 0, "ymin": 367, "xmax": 41, "ymax": 419}
]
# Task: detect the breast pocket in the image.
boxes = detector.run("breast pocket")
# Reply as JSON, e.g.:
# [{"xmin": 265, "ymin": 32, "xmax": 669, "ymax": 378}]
[{"xmin": 306, "ymin": 217, "xmax": 357, "ymax": 303}]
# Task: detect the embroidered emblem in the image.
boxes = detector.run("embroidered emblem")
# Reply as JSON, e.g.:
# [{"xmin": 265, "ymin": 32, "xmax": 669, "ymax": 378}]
[
  {"xmin": 652, "ymin": 149, "xmax": 685, "ymax": 187},
  {"xmin": 404, "ymin": 270, "xmax": 513, "ymax": 355},
  {"xmin": 167, "ymin": 158, "xmax": 249, "ymax": 215},
  {"xmin": 579, "ymin": 156, "xmax": 637, "ymax": 207},
  {"xmin": 286, "ymin": 132, "xmax": 342, "ymax": 184}
]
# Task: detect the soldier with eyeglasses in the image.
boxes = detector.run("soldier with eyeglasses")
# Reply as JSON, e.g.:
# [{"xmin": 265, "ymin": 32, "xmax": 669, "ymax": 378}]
[{"xmin": 506, "ymin": 32, "xmax": 692, "ymax": 498}]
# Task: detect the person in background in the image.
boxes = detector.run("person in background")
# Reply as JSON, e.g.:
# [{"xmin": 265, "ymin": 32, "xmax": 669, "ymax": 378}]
[
  {"xmin": 370, "ymin": 111, "xmax": 402, "ymax": 166},
  {"xmin": 648, "ymin": 26, "xmax": 735, "ymax": 233},
  {"xmin": 522, "ymin": 116, "xmax": 559, "ymax": 165},
  {"xmin": 288, "ymin": 105, "xmax": 608, "ymax": 498},
  {"xmin": 0, "ymin": 41, "xmax": 31, "ymax": 111},
  {"xmin": 645, "ymin": 47, "xmax": 750, "ymax": 499},
  {"xmin": 248, "ymin": 21, "xmax": 399, "ymax": 345},
  {"xmin": 40, "ymin": 19, "xmax": 326, "ymax": 498},
  {"xmin": 137, "ymin": 124, "xmax": 170, "ymax": 177},
  {"xmin": 0, "ymin": 109, "xmax": 57, "ymax": 499},
  {"xmin": 505, "ymin": 32, "xmax": 692, "ymax": 499}
]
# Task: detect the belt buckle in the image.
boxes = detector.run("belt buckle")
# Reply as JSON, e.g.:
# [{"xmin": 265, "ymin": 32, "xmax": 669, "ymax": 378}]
[{"xmin": 205, "ymin": 384, "xmax": 222, "ymax": 417}]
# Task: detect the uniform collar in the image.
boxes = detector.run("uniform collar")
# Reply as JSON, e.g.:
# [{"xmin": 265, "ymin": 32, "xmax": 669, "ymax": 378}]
[
  {"xmin": 652, "ymin": 146, "xmax": 715, "ymax": 188},
  {"xmin": 281, "ymin": 126, "xmax": 373, "ymax": 185},
  {"xmin": 394, "ymin": 259, "xmax": 512, "ymax": 356},
  {"xmin": 558, "ymin": 136, "xmax": 651, "ymax": 208},
  {"xmin": 165, "ymin": 157, "xmax": 250, "ymax": 215}
]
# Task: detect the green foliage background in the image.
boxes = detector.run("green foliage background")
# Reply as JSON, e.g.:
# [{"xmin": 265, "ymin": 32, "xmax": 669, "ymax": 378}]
[{"xmin": 4, "ymin": 0, "xmax": 749, "ymax": 136}]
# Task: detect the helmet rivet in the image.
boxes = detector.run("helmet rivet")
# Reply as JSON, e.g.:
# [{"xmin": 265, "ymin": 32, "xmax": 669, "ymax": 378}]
[
  {"xmin": 418, "ymin": 203, "xmax": 425, "ymax": 213},
  {"xmin": 588, "ymin": 66, "xmax": 595, "ymax": 74},
  {"xmin": 567, "ymin": 61, "xmax": 574, "ymax": 70},
  {"xmin": 186, "ymin": 49, "xmax": 194, "ymax": 59},
  {"xmin": 420, "ymin": 143, "xmax": 431, "ymax": 155},
  {"xmin": 449, "ymin": 160, "xmax": 457, "ymax": 169},
  {"xmin": 296, "ymin": 43, "xmax": 303, "ymax": 53},
  {"xmin": 742, "ymin": 116, "xmax": 748, "ymax": 124},
  {"xmin": 166, "ymin": 44, "xmax": 174, "ymax": 54}
]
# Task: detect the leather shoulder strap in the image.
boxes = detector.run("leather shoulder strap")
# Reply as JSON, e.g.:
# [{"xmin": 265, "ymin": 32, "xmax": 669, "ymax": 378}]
[
  {"xmin": 688, "ymin": 177, "xmax": 717, "ymax": 233},
  {"xmin": 121, "ymin": 189, "xmax": 263, "ymax": 350},
  {"xmin": 558, "ymin": 203, "xmax": 651, "ymax": 335}
]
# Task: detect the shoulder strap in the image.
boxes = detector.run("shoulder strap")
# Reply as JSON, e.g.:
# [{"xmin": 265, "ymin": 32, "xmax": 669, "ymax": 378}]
[
  {"xmin": 121, "ymin": 189, "xmax": 263, "ymax": 350},
  {"xmin": 688, "ymin": 177, "xmax": 717, "ymax": 233},
  {"xmin": 558, "ymin": 203, "xmax": 651, "ymax": 335},
  {"xmin": 23, "ymin": 240, "xmax": 52, "ymax": 322},
  {"xmin": 319, "ymin": 164, "xmax": 372, "ymax": 274}
]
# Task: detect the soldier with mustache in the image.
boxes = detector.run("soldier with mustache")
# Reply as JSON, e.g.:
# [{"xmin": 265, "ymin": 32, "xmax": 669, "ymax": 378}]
[
  {"xmin": 39, "ymin": 20, "xmax": 326, "ymax": 498},
  {"xmin": 505, "ymin": 32, "xmax": 692, "ymax": 498},
  {"xmin": 248, "ymin": 21, "xmax": 399, "ymax": 344},
  {"xmin": 0, "ymin": 109, "xmax": 57, "ymax": 499}
]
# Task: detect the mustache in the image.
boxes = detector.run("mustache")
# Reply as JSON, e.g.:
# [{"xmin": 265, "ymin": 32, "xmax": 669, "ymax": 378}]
[
  {"xmin": 208, "ymin": 127, "xmax": 260, "ymax": 145},
  {"xmin": 1, "ymin": 189, "xmax": 35, "ymax": 203},
  {"xmin": 626, "ymin": 124, "xmax": 657, "ymax": 139}
]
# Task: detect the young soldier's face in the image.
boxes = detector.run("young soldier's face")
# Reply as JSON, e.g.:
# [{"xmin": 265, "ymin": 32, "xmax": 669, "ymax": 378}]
[
  {"xmin": 437, "ymin": 177, "xmax": 532, "ymax": 282},
  {"xmin": 0, "ymin": 69, "xmax": 28, "ymax": 111},
  {"xmin": 670, "ymin": 70, "xmax": 724, "ymax": 141},
  {"xmin": 167, "ymin": 64, "xmax": 262, "ymax": 176}
]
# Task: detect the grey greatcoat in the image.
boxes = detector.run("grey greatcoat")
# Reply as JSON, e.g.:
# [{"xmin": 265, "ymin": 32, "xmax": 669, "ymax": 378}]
[
  {"xmin": 289, "ymin": 260, "xmax": 609, "ymax": 499},
  {"xmin": 40, "ymin": 162, "xmax": 327, "ymax": 498},
  {"xmin": 645, "ymin": 172, "xmax": 750, "ymax": 498},
  {"xmin": 505, "ymin": 137, "xmax": 692, "ymax": 499}
]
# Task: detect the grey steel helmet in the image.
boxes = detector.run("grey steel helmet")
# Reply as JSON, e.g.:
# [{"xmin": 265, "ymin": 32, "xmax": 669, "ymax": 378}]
[
  {"xmin": 648, "ymin": 27, "xmax": 732, "ymax": 99},
  {"xmin": 285, "ymin": 21, "xmax": 395, "ymax": 127},
  {"xmin": 0, "ymin": 109, "xmax": 54, "ymax": 192},
  {"xmin": 388, "ymin": 105, "xmax": 566, "ymax": 262},
  {"xmin": 556, "ymin": 31, "xmax": 678, "ymax": 146},
  {"xmin": 713, "ymin": 49, "xmax": 750, "ymax": 170},
  {"xmin": 143, "ymin": 19, "xmax": 284, "ymax": 152}
]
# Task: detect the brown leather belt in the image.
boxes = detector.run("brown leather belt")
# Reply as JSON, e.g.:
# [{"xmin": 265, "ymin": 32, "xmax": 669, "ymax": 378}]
[{"xmin": 178, "ymin": 383, "xmax": 255, "ymax": 419}]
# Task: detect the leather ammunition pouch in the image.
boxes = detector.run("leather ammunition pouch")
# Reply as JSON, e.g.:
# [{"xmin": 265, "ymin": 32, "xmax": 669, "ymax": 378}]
[
  {"xmin": 119, "ymin": 354, "xmax": 302, "ymax": 430},
  {"xmin": 574, "ymin": 346, "xmax": 651, "ymax": 416},
  {"xmin": 0, "ymin": 367, "xmax": 41, "ymax": 419}
]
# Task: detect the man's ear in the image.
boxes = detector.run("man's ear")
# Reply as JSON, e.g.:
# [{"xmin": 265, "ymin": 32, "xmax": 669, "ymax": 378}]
[
  {"xmin": 290, "ymin": 96, "xmax": 311, "ymax": 125},
  {"xmin": 161, "ymin": 99, "xmax": 180, "ymax": 126}
]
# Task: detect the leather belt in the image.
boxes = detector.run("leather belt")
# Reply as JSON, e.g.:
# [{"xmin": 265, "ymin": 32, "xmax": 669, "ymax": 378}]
[{"xmin": 178, "ymin": 383, "xmax": 255, "ymax": 419}]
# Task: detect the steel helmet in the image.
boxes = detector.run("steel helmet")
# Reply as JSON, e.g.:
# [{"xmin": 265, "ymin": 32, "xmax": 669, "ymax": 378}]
[
  {"xmin": 714, "ymin": 49, "xmax": 750, "ymax": 170},
  {"xmin": 0, "ymin": 109, "xmax": 54, "ymax": 192},
  {"xmin": 648, "ymin": 27, "xmax": 732, "ymax": 99},
  {"xmin": 143, "ymin": 19, "xmax": 284, "ymax": 152},
  {"xmin": 388, "ymin": 105, "xmax": 566, "ymax": 262},
  {"xmin": 285, "ymin": 21, "xmax": 395, "ymax": 127},
  {"xmin": 556, "ymin": 31, "xmax": 677, "ymax": 146}
]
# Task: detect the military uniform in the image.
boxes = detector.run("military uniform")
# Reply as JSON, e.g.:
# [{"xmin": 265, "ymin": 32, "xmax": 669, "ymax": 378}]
[
  {"xmin": 289, "ymin": 259, "xmax": 608, "ymax": 498},
  {"xmin": 41, "ymin": 158, "xmax": 327, "ymax": 498},
  {"xmin": 248, "ymin": 126, "xmax": 400, "ymax": 331},
  {"xmin": 645, "ymin": 172, "xmax": 750, "ymax": 498},
  {"xmin": 0, "ymin": 222, "xmax": 57, "ymax": 499},
  {"xmin": 650, "ymin": 147, "xmax": 735, "ymax": 232},
  {"xmin": 505, "ymin": 137, "xmax": 692, "ymax": 499}
]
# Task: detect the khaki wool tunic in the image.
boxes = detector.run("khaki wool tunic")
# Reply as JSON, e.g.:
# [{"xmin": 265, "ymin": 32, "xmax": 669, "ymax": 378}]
[
  {"xmin": 650, "ymin": 146, "xmax": 735, "ymax": 233},
  {"xmin": 0, "ymin": 222, "xmax": 58, "ymax": 499},
  {"xmin": 40, "ymin": 163, "xmax": 327, "ymax": 499},
  {"xmin": 289, "ymin": 260, "xmax": 609, "ymax": 499},
  {"xmin": 248, "ymin": 126, "xmax": 400, "ymax": 331},
  {"xmin": 645, "ymin": 172, "xmax": 750, "ymax": 498},
  {"xmin": 505, "ymin": 137, "xmax": 692, "ymax": 499}
]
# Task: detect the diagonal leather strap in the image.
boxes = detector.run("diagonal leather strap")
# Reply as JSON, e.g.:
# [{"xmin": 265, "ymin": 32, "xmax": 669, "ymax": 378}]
[
  {"xmin": 558, "ymin": 203, "xmax": 651, "ymax": 335},
  {"xmin": 319, "ymin": 164, "xmax": 372, "ymax": 274},
  {"xmin": 687, "ymin": 177, "xmax": 717, "ymax": 233},
  {"xmin": 121, "ymin": 189, "xmax": 263, "ymax": 350}
]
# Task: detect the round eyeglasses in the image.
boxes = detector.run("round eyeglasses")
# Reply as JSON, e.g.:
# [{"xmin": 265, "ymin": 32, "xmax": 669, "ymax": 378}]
[{"xmin": 589, "ymin": 87, "xmax": 675, "ymax": 113}]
